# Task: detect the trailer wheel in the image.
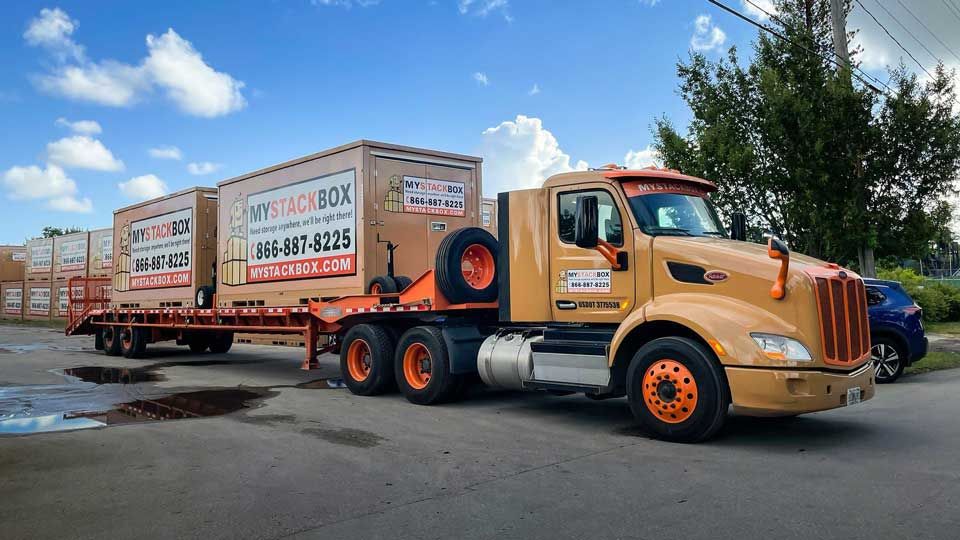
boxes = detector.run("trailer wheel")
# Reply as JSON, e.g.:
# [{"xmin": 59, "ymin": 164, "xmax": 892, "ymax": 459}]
[
  {"xmin": 102, "ymin": 326, "xmax": 122, "ymax": 356},
  {"xmin": 393, "ymin": 275, "xmax": 413, "ymax": 292},
  {"xmin": 196, "ymin": 286, "xmax": 215, "ymax": 309},
  {"xmin": 187, "ymin": 334, "xmax": 209, "ymax": 353},
  {"xmin": 436, "ymin": 227, "xmax": 498, "ymax": 303},
  {"xmin": 395, "ymin": 326, "xmax": 462, "ymax": 405},
  {"xmin": 626, "ymin": 337, "xmax": 728, "ymax": 443},
  {"xmin": 340, "ymin": 324, "xmax": 396, "ymax": 395},
  {"xmin": 367, "ymin": 276, "xmax": 398, "ymax": 295},
  {"xmin": 120, "ymin": 326, "xmax": 147, "ymax": 359},
  {"xmin": 209, "ymin": 332, "xmax": 234, "ymax": 354}
]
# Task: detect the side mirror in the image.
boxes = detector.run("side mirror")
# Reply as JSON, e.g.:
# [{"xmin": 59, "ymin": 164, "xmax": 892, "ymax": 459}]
[
  {"xmin": 767, "ymin": 237, "xmax": 790, "ymax": 300},
  {"xmin": 574, "ymin": 195, "xmax": 599, "ymax": 249},
  {"xmin": 730, "ymin": 212, "xmax": 747, "ymax": 242}
]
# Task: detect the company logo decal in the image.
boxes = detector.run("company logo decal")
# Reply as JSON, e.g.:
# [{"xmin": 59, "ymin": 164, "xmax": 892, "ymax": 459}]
[{"xmin": 703, "ymin": 270, "xmax": 729, "ymax": 283}]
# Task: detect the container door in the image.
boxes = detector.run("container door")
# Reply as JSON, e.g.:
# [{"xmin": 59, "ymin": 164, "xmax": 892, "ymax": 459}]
[
  {"xmin": 423, "ymin": 163, "xmax": 475, "ymax": 273},
  {"xmin": 373, "ymin": 158, "xmax": 428, "ymax": 280},
  {"xmin": 549, "ymin": 184, "xmax": 635, "ymax": 323}
]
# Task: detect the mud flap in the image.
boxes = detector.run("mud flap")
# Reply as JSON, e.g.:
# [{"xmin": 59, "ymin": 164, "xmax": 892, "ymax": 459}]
[{"xmin": 442, "ymin": 325, "xmax": 487, "ymax": 375}]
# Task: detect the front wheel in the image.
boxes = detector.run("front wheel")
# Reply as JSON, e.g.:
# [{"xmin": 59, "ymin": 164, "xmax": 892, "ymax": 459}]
[
  {"xmin": 626, "ymin": 337, "xmax": 728, "ymax": 443},
  {"xmin": 872, "ymin": 336, "xmax": 905, "ymax": 384}
]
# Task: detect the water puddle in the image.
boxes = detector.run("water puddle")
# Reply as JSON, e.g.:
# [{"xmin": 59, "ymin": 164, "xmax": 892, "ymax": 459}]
[
  {"xmin": 0, "ymin": 389, "xmax": 264, "ymax": 435},
  {"xmin": 62, "ymin": 366, "xmax": 165, "ymax": 384}
]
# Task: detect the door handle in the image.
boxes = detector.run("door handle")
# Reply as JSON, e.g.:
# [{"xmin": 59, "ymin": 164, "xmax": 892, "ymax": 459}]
[{"xmin": 556, "ymin": 300, "xmax": 577, "ymax": 310}]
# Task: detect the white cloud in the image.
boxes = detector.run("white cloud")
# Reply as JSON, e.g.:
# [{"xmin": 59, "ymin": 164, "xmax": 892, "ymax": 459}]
[
  {"xmin": 459, "ymin": 0, "xmax": 512, "ymax": 21},
  {"xmin": 48, "ymin": 195, "xmax": 93, "ymax": 213},
  {"xmin": 118, "ymin": 174, "xmax": 168, "ymax": 201},
  {"xmin": 479, "ymin": 115, "xmax": 588, "ymax": 196},
  {"xmin": 55, "ymin": 117, "xmax": 102, "ymax": 135},
  {"xmin": 473, "ymin": 72, "xmax": 490, "ymax": 86},
  {"xmin": 144, "ymin": 29, "xmax": 247, "ymax": 117},
  {"xmin": 690, "ymin": 14, "xmax": 726, "ymax": 52},
  {"xmin": 624, "ymin": 146, "xmax": 660, "ymax": 169},
  {"xmin": 2, "ymin": 163, "xmax": 78, "ymax": 200},
  {"xmin": 26, "ymin": 9, "xmax": 246, "ymax": 117},
  {"xmin": 36, "ymin": 61, "xmax": 147, "ymax": 107},
  {"xmin": 187, "ymin": 161, "xmax": 222, "ymax": 175},
  {"xmin": 46, "ymin": 136, "xmax": 124, "ymax": 172},
  {"xmin": 149, "ymin": 146, "xmax": 183, "ymax": 160},
  {"xmin": 741, "ymin": 0, "xmax": 776, "ymax": 21},
  {"xmin": 23, "ymin": 7, "xmax": 84, "ymax": 62},
  {"xmin": 528, "ymin": 83, "xmax": 540, "ymax": 95}
]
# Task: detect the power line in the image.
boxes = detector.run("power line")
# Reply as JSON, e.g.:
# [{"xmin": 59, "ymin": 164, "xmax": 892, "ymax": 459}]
[
  {"xmin": 854, "ymin": 0, "xmax": 933, "ymax": 78},
  {"xmin": 870, "ymin": 0, "xmax": 943, "ymax": 66},
  {"xmin": 707, "ymin": 0, "xmax": 891, "ymax": 95},
  {"xmin": 939, "ymin": 0, "xmax": 960, "ymax": 27},
  {"xmin": 895, "ymin": 0, "xmax": 960, "ymax": 64}
]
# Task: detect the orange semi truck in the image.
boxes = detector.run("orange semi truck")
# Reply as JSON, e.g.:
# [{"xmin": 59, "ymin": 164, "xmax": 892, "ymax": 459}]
[{"xmin": 68, "ymin": 162, "xmax": 874, "ymax": 442}]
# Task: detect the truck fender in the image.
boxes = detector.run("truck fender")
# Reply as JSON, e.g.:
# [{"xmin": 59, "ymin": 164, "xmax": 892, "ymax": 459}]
[{"xmin": 610, "ymin": 293, "xmax": 799, "ymax": 368}]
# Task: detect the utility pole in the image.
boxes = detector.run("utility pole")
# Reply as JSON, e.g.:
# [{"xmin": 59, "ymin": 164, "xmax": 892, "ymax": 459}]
[{"xmin": 830, "ymin": 0, "xmax": 876, "ymax": 277}]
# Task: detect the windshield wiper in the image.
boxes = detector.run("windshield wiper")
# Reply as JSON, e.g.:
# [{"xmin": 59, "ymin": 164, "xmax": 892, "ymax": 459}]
[{"xmin": 644, "ymin": 226, "xmax": 692, "ymax": 236}]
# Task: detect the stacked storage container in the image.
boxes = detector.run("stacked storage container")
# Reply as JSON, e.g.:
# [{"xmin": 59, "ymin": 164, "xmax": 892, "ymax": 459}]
[
  {"xmin": 24, "ymin": 238, "xmax": 53, "ymax": 320},
  {"xmin": 51, "ymin": 231, "xmax": 90, "ymax": 320},
  {"xmin": 0, "ymin": 246, "xmax": 26, "ymax": 321}
]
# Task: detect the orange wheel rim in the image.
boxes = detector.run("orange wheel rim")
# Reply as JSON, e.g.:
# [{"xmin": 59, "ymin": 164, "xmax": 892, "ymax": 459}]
[
  {"xmin": 642, "ymin": 359, "xmax": 698, "ymax": 424},
  {"xmin": 402, "ymin": 343, "xmax": 432, "ymax": 390},
  {"xmin": 370, "ymin": 283, "xmax": 382, "ymax": 294},
  {"xmin": 121, "ymin": 328, "xmax": 132, "ymax": 348},
  {"xmin": 346, "ymin": 339, "xmax": 372, "ymax": 382},
  {"xmin": 461, "ymin": 243, "xmax": 495, "ymax": 290}
]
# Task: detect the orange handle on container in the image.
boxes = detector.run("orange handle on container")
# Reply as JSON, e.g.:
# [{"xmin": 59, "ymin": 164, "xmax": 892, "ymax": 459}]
[{"xmin": 767, "ymin": 237, "xmax": 789, "ymax": 300}]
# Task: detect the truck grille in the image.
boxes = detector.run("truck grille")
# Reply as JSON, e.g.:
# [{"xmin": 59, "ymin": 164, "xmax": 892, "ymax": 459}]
[{"xmin": 811, "ymin": 272, "xmax": 870, "ymax": 366}]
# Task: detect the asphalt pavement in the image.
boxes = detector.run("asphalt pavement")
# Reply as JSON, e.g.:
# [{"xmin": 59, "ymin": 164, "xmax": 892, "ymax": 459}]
[{"xmin": 0, "ymin": 323, "xmax": 957, "ymax": 540}]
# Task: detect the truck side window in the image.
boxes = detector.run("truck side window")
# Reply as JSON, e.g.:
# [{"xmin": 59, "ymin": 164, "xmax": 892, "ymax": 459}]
[{"xmin": 558, "ymin": 190, "xmax": 623, "ymax": 246}]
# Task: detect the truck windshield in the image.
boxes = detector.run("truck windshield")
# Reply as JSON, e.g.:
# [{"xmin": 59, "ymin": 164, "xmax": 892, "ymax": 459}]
[{"xmin": 628, "ymin": 193, "xmax": 726, "ymax": 238}]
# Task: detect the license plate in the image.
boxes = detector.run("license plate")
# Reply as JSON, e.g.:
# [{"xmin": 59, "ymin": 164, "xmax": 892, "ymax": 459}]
[{"xmin": 846, "ymin": 387, "xmax": 862, "ymax": 406}]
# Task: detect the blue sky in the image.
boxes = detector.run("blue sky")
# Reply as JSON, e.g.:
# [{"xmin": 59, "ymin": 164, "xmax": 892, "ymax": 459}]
[{"xmin": 0, "ymin": 1, "xmax": 951, "ymax": 244}]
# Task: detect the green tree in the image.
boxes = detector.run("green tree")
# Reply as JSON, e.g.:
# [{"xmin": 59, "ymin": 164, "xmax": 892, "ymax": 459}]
[
  {"xmin": 654, "ymin": 0, "xmax": 960, "ymax": 272},
  {"xmin": 41, "ymin": 226, "xmax": 84, "ymax": 238}
]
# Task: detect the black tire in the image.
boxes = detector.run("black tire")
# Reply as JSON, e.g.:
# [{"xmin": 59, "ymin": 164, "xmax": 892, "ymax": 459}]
[
  {"xmin": 94, "ymin": 327, "xmax": 105, "ymax": 351},
  {"xmin": 435, "ymin": 227, "xmax": 498, "ymax": 303},
  {"xmin": 872, "ymin": 335, "xmax": 906, "ymax": 384},
  {"xmin": 196, "ymin": 286, "xmax": 215, "ymax": 308},
  {"xmin": 393, "ymin": 275, "xmax": 413, "ymax": 292},
  {"xmin": 209, "ymin": 332, "xmax": 234, "ymax": 354},
  {"xmin": 395, "ymin": 326, "xmax": 462, "ymax": 405},
  {"xmin": 121, "ymin": 326, "xmax": 147, "ymax": 359},
  {"xmin": 626, "ymin": 337, "xmax": 728, "ymax": 443},
  {"xmin": 340, "ymin": 324, "xmax": 396, "ymax": 395},
  {"xmin": 187, "ymin": 333, "xmax": 209, "ymax": 353},
  {"xmin": 102, "ymin": 325, "xmax": 122, "ymax": 356},
  {"xmin": 366, "ymin": 276, "xmax": 398, "ymax": 295}
]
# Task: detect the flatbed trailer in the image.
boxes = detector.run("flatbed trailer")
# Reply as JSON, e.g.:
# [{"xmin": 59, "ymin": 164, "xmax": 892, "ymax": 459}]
[{"xmin": 67, "ymin": 269, "xmax": 496, "ymax": 370}]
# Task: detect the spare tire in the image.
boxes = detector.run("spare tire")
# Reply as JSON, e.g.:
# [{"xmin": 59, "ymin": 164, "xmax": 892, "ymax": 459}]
[
  {"xmin": 436, "ymin": 227, "xmax": 498, "ymax": 303},
  {"xmin": 367, "ymin": 275, "xmax": 398, "ymax": 295}
]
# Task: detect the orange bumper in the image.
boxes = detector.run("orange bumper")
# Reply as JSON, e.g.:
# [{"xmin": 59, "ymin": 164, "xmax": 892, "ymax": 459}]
[{"xmin": 725, "ymin": 361, "xmax": 875, "ymax": 417}]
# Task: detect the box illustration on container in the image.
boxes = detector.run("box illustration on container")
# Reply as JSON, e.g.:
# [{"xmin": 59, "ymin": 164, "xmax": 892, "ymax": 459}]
[
  {"xmin": 26, "ymin": 238, "xmax": 53, "ymax": 281},
  {"xmin": 2, "ymin": 281, "xmax": 24, "ymax": 320},
  {"xmin": 53, "ymin": 231, "xmax": 90, "ymax": 282},
  {"xmin": 217, "ymin": 140, "xmax": 482, "ymax": 307},
  {"xmin": 88, "ymin": 228, "xmax": 113, "ymax": 277},
  {"xmin": 0, "ymin": 245, "xmax": 26, "ymax": 282},
  {"xmin": 112, "ymin": 187, "xmax": 218, "ymax": 308},
  {"xmin": 25, "ymin": 282, "xmax": 51, "ymax": 320}
]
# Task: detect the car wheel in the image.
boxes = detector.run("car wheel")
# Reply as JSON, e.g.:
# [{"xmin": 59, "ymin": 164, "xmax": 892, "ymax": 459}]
[{"xmin": 872, "ymin": 336, "xmax": 905, "ymax": 383}]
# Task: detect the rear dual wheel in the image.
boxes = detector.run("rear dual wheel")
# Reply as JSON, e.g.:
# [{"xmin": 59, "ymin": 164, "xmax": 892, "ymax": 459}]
[
  {"xmin": 339, "ymin": 324, "xmax": 397, "ymax": 396},
  {"xmin": 627, "ymin": 337, "xmax": 728, "ymax": 443},
  {"xmin": 102, "ymin": 325, "xmax": 122, "ymax": 356},
  {"xmin": 120, "ymin": 326, "xmax": 147, "ymax": 359},
  {"xmin": 395, "ymin": 326, "xmax": 463, "ymax": 405}
]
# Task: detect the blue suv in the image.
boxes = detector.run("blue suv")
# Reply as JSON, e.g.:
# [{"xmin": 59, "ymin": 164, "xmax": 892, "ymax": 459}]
[{"xmin": 864, "ymin": 278, "xmax": 928, "ymax": 383}]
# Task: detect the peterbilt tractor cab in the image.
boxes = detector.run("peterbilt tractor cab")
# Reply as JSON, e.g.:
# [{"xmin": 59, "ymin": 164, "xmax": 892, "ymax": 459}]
[{"xmin": 490, "ymin": 165, "xmax": 874, "ymax": 441}]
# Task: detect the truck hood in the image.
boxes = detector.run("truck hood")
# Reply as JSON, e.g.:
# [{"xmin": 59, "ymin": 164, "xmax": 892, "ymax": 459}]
[{"xmin": 653, "ymin": 236, "xmax": 834, "ymax": 280}]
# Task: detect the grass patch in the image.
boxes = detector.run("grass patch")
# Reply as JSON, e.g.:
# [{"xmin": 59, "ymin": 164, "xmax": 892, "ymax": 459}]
[
  {"xmin": 905, "ymin": 351, "xmax": 960, "ymax": 376},
  {"xmin": 0, "ymin": 318, "xmax": 66, "ymax": 330},
  {"xmin": 925, "ymin": 321, "xmax": 960, "ymax": 335}
]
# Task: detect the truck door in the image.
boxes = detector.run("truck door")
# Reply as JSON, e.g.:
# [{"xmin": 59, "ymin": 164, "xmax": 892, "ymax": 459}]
[{"xmin": 549, "ymin": 184, "xmax": 635, "ymax": 323}]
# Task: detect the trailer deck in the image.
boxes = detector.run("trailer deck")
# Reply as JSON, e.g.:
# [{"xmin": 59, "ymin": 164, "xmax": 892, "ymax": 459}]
[{"xmin": 67, "ymin": 270, "xmax": 497, "ymax": 369}]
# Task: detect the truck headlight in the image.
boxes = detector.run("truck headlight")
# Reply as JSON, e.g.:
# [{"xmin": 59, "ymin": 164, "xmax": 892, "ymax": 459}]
[{"xmin": 750, "ymin": 333, "xmax": 812, "ymax": 362}]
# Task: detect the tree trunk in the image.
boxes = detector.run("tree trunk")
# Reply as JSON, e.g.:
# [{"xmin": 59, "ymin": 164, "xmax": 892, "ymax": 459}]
[{"xmin": 858, "ymin": 245, "xmax": 876, "ymax": 277}]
